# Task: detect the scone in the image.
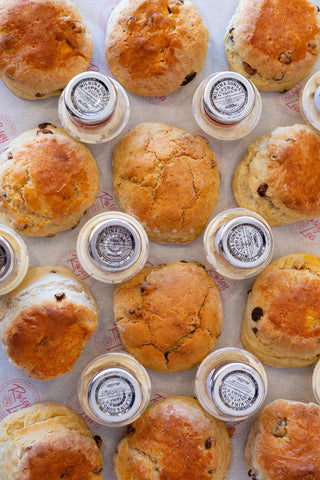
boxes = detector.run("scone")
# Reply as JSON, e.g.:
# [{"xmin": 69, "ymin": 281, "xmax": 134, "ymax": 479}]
[
  {"xmin": 241, "ymin": 253, "xmax": 320, "ymax": 368},
  {"xmin": 224, "ymin": 0, "xmax": 320, "ymax": 92},
  {"xmin": 0, "ymin": 123, "xmax": 99, "ymax": 236},
  {"xmin": 114, "ymin": 396, "xmax": 231, "ymax": 480},
  {"xmin": 0, "ymin": 402, "xmax": 103, "ymax": 479},
  {"xmin": 112, "ymin": 122, "xmax": 220, "ymax": 244},
  {"xmin": 113, "ymin": 261, "xmax": 223, "ymax": 373},
  {"xmin": 105, "ymin": 0, "xmax": 209, "ymax": 96},
  {"xmin": 232, "ymin": 124, "xmax": 320, "ymax": 226},
  {"xmin": 0, "ymin": 266, "xmax": 98, "ymax": 380},
  {"xmin": 245, "ymin": 399, "xmax": 320, "ymax": 480},
  {"xmin": 0, "ymin": 0, "xmax": 93, "ymax": 99}
]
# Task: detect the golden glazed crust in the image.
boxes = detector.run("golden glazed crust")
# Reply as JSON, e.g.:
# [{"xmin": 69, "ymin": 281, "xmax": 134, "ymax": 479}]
[
  {"xmin": 0, "ymin": 266, "xmax": 98, "ymax": 380},
  {"xmin": 232, "ymin": 124, "xmax": 320, "ymax": 226},
  {"xmin": 0, "ymin": 403, "xmax": 103, "ymax": 480},
  {"xmin": 112, "ymin": 122, "xmax": 220, "ymax": 244},
  {"xmin": 241, "ymin": 253, "xmax": 320, "ymax": 368},
  {"xmin": 224, "ymin": 0, "xmax": 320, "ymax": 92},
  {"xmin": 0, "ymin": 124, "xmax": 99, "ymax": 237},
  {"xmin": 0, "ymin": 0, "xmax": 93, "ymax": 99},
  {"xmin": 245, "ymin": 399, "xmax": 320, "ymax": 480},
  {"xmin": 113, "ymin": 262, "xmax": 223, "ymax": 373},
  {"xmin": 105, "ymin": 0, "xmax": 209, "ymax": 96},
  {"xmin": 114, "ymin": 396, "xmax": 231, "ymax": 480}
]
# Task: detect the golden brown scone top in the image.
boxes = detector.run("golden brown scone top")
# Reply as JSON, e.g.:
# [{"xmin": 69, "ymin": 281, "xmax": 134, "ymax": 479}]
[
  {"xmin": 105, "ymin": 0, "xmax": 209, "ymax": 96},
  {"xmin": 0, "ymin": 266, "xmax": 98, "ymax": 380},
  {"xmin": 241, "ymin": 253, "xmax": 320, "ymax": 367},
  {"xmin": 0, "ymin": 0, "xmax": 93, "ymax": 99},
  {"xmin": 113, "ymin": 261, "xmax": 223, "ymax": 373},
  {"xmin": 263, "ymin": 126, "xmax": 320, "ymax": 215},
  {"xmin": 2, "ymin": 300, "xmax": 97, "ymax": 381},
  {"xmin": 246, "ymin": 399, "xmax": 320, "ymax": 480},
  {"xmin": 114, "ymin": 396, "xmax": 231, "ymax": 480},
  {"xmin": 0, "ymin": 403, "xmax": 103, "ymax": 479},
  {"xmin": 233, "ymin": 0, "xmax": 320, "ymax": 83},
  {"xmin": 112, "ymin": 122, "xmax": 220, "ymax": 244},
  {"xmin": 232, "ymin": 124, "xmax": 320, "ymax": 225},
  {"xmin": 0, "ymin": 124, "xmax": 99, "ymax": 236}
]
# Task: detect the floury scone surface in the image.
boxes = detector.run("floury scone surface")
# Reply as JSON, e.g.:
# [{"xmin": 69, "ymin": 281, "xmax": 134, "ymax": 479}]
[{"xmin": 0, "ymin": 0, "xmax": 319, "ymax": 479}]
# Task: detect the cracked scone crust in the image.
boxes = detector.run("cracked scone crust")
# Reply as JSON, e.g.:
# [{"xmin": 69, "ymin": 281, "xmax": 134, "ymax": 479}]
[
  {"xmin": 0, "ymin": 124, "xmax": 99, "ymax": 236},
  {"xmin": 0, "ymin": 266, "xmax": 98, "ymax": 380},
  {"xmin": 224, "ymin": 0, "xmax": 320, "ymax": 92},
  {"xmin": 0, "ymin": 402, "xmax": 103, "ymax": 479},
  {"xmin": 241, "ymin": 253, "xmax": 320, "ymax": 368},
  {"xmin": 114, "ymin": 396, "xmax": 231, "ymax": 480},
  {"xmin": 112, "ymin": 122, "xmax": 220, "ymax": 244},
  {"xmin": 232, "ymin": 124, "xmax": 320, "ymax": 226},
  {"xmin": 245, "ymin": 399, "xmax": 320, "ymax": 480},
  {"xmin": 105, "ymin": 0, "xmax": 209, "ymax": 96},
  {"xmin": 113, "ymin": 261, "xmax": 223, "ymax": 373},
  {"xmin": 0, "ymin": 0, "xmax": 93, "ymax": 100}
]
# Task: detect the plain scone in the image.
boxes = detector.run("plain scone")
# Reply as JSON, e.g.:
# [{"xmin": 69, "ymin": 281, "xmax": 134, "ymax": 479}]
[
  {"xmin": 105, "ymin": 0, "xmax": 209, "ymax": 96},
  {"xmin": 241, "ymin": 253, "xmax": 320, "ymax": 368},
  {"xmin": 0, "ymin": 0, "xmax": 93, "ymax": 100},
  {"xmin": 112, "ymin": 122, "xmax": 220, "ymax": 244},
  {"xmin": 113, "ymin": 261, "xmax": 223, "ymax": 373},
  {"xmin": 224, "ymin": 0, "xmax": 320, "ymax": 92},
  {"xmin": 0, "ymin": 266, "xmax": 98, "ymax": 380},
  {"xmin": 0, "ymin": 402, "xmax": 103, "ymax": 479},
  {"xmin": 114, "ymin": 396, "xmax": 231, "ymax": 480},
  {"xmin": 232, "ymin": 124, "xmax": 320, "ymax": 226},
  {"xmin": 245, "ymin": 399, "xmax": 320, "ymax": 480},
  {"xmin": 0, "ymin": 123, "xmax": 99, "ymax": 236}
]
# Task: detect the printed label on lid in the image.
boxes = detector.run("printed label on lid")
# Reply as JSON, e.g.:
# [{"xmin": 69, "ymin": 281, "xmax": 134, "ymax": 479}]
[
  {"xmin": 95, "ymin": 225, "xmax": 135, "ymax": 265},
  {"xmin": 211, "ymin": 79, "xmax": 248, "ymax": 115},
  {"xmin": 72, "ymin": 78, "xmax": 110, "ymax": 115},
  {"xmin": 227, "ymin": 223, "xmax": 265, "ymax": 263},
  {"xmin": 95, "ymin": 374, "xmax": 136, "ymax": 416},
  {"xmin": 218, "ymin": 370, "xmax": 259, "ymax": 411}
]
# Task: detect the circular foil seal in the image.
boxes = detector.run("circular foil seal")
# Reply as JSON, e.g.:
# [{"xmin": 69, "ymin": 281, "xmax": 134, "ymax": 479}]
[
  {"xmin": 203, "ymin": 72, "xmax": 255, "ymax": 124},
  {"xmin": 208, "ymin": 362, "xmax": 265, "ymax": 417},
  {"xmin": 87, "ymin": 219, "xmax": 141, "ymax": 272},
  {"xmin": 64, "ymin": 72, "xmax": 116, "ymax": 125},
  {"xmin": 215, "ymin": 216, "xmax": 271, "ymax": 269},
  {"xmin": 87, "ymin": 367, "xmax": 142, "ymax": 424}
]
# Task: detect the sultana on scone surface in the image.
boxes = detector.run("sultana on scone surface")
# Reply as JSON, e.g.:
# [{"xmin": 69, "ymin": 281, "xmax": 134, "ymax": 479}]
[
  {"xmin": 241, "ymin": 253, "xmax": 320, "ymax": 367},
  {"xmin": 105, "ymin": 0, "xmax": 209, "ymax": 96},
  {"xmin": 0, "ymin": 0, "xmax": 93, "ymax": 99},
  {"xmin": 224, "ymin": 0, "xmax": 320, "ymax": 92},
  {"xmin": 232, "ymin": 124, "xmax": 320, "ymax": 226},
  {"xmin": 245, "ymin": 399, "xmax": 320, "ymax": 480},
  {"xmin": 112, "ymin": 122, "xmax": 220, "ymax": 244},
  {"xmin": 0, "ymin": 402, "xmax": 103, "ymax": 480},
  {"xmin": 113, "ymin": 261, "xmax": 223, "ymax": 373},
  {"xmin": 114, "ymin": 396, "xmax": 231, "ymax": 480}
]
